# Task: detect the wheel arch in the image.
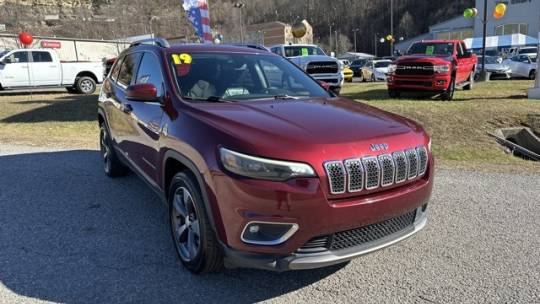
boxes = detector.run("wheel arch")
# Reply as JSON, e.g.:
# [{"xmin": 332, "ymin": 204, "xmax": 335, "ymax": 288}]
[
  {"xmin": 162, "ymin": 150, "xmax": 224, "ymax": 240},
  {"xmin": 75, "ymin": 71, "xmax": 98, "ymax": 84}
]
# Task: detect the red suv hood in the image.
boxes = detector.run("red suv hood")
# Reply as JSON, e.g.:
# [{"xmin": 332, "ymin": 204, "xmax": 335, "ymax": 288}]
[{"xmin": 188, "ymin": 97, "xmax": 428, "ymax": 162}]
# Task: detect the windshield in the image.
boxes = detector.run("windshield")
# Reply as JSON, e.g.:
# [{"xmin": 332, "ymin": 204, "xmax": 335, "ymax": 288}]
[
  {"xmin": 520, "ymin": 48, "xmax": 537, "ymax": 54},
  {"xmin": 374, "ymin": 61, "xmax": 391, "ymax": 68},
  {"xmin": 283, "ymin": 46, "xmax": 326, "ymax": 57},
  {"xmin": 170, "ymin": 52, "xmax": 331, "ymax": 101},
  {"xmin": 408, "ymin": 42, "xmax": 454, "ymax": 56}
]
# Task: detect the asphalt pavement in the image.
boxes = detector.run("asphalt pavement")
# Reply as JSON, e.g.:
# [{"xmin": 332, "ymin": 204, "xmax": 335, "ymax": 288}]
[{"xmin": 0, "ymin": 145, "xmax": 539, "ymax": 303}]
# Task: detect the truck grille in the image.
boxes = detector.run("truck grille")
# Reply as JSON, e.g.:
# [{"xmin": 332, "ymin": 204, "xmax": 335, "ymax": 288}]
[
  {"xmin": 395, "ymin": 62, "xmax": 434, "ymax": 76},
  {"xmin": 297, "ymin": 210, "xmax": 417, "ymax": 253},
  {"xmin": 394, "ymin": 80, "xmax": 432, "ymax": 87},
  {"xmin": 306, "ymin": 61, "xmax": 338, "ymax": 74},
  {"xmin": 324, "ymin": 146, "xmax": 428, "ymax": 195}
]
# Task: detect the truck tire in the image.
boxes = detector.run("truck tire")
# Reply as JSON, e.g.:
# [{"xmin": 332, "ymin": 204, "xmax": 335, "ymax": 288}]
[
  {"xmin": 388, "ymin": 89, "xmax": 401, "ymax": 98},
  {"xmin": 530, "ymin": 70, "xmax": 536, "ymax": 80},
  {"xmin": 370, "ymin": 74, "xmax": 376, "ymax": 82},
  {"xmin": 76, "ymin": 76, "xmax": 96, "ymax": 95},
  {"xmin": 169, "ymin": 172, "xmax": 223, "ymax": 274},
  {"xmin": 441, "ymin": 77, "xmax": 455, "ymax": 101},
  {"xmin": 463, "ymin": 72, "xmax": 474, "ymax": 91}
]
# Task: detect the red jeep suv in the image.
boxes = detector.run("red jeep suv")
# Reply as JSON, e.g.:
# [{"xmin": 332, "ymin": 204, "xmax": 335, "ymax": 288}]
[{"xmin": 98, "ymin": 38, "xmax": 434, "ymax": 274}]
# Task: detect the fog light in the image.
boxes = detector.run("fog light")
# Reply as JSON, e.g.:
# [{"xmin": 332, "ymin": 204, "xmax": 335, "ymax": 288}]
[
  {"xmin": 249, "ymin": 225, "xmax": 260, "ymax": 234},
  {"xmin": 241, "ymin": 222, "xmax": 299, "ymax": 246}
]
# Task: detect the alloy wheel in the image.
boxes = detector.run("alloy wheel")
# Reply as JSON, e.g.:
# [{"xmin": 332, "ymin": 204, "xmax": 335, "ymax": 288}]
[
  {"xmin": 171, "ymin": 187, "xmax": 201, "ymax": 262},
  {"xmin": 80, "ymin": 79, "xmax": 94, "ymax": 94},
  {"xmin": 100, "ymin": 126, "xmax": 111, "ymax": 173}
]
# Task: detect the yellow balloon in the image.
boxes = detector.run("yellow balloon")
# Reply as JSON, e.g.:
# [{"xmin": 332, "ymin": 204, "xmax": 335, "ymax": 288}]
[
  {"xmin": 291, "ymin": 22, "xmax": 307, "ymax": 39},
  {"xmin": 495, "ymin": 3, "xmax": 506, "ymax": 15}
]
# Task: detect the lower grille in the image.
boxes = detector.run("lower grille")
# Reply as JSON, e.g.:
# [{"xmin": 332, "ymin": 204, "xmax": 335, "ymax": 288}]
[
  {"xmin": 307, "ymin": 61, "xmax": 339, "ymax": 74},
  {"xmin": 297, "ymin": 210, "xmax": 417, "ymax": 253},
  {"xmin": 394, "ymin": 80, "xmax": 432, "ymax": 87}
]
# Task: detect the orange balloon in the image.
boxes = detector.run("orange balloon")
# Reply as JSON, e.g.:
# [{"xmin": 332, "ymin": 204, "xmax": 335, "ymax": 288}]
[{"xmin": 493, "ymin": 11, "xmax": 503, "ymax": 19}]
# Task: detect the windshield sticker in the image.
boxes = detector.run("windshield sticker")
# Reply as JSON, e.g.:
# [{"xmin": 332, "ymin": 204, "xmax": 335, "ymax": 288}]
[
  {"xmin": 172, "ymin": 53, "xmax": 193, "ymax": 65},
  {"xmin": 301, "ymin": 48, "xmax": 309, "ymax": 56},
  {"xmin": 425, "ymin": 46, "xmax": 434, "ymax": 55},
  {"xmin": 172, "ymin": 53, "xmax": 193, "ymax": 76}
]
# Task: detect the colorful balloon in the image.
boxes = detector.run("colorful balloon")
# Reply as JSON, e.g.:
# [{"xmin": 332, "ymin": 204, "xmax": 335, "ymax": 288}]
[
  {"xmin": 386, "ymin": 35, "xmax": 393, "ymax": 41},
  {"xmin": 18, "ymin": 32, "xmax": 33, "ymax": 46},
  {"xmin": 495, "ymin": 3, "xmax": 506, "ymax": 15},
  {"xmin": 472, "ymin": 8, "xmax": 478, "ymax": 17},
  {"xmin": 463, "ymin": 8, "xmax": 474, "ymax": 18},
  {"xmin": 493, "ymin": 10, "xmax": 504, "ymax": 19}
]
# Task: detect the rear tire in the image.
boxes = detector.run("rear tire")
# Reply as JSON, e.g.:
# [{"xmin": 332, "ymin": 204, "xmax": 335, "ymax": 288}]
[
  {"xmin": 530, "ymin": 70, "xmax": 536, "ymax": 80},
  {"xmin": 76, "ymin": 76, "xmax": 96, "ymax": 95},
  {"xmin": 441, "ymin": 77, "xmax": 456, "ymax": 101},
  {"xmin": 463, "ymin": 72, "xmax": 474, "ymax": 91},
  {"xmin": 169, "ymin": 172, "xmax": 223, "ymax": 274},
  {"xmin": 371, "ymin": 74, "xmax": 376, "ymax": 82},
  {"xmin": 100, "ymin": 123, "xmax": 128, "ymax": 177}
]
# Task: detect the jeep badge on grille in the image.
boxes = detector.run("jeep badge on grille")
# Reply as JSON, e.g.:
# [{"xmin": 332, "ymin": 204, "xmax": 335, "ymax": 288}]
[{"xmin": 370, "ymin": 143, "xmax": 389, "ymax": 151}]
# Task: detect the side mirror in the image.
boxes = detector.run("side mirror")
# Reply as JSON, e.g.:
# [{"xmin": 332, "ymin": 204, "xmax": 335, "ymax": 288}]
[
  {"xmin": 317, "ymin": 80, "xmax": 331, "ymax": 91},
  {"xmin": 2, "ymin": 57, "xmax": 12, "ymax": 64},
  {"xmin": 126, "ymin": 83, "xmax": 158, "ymax": 102}
]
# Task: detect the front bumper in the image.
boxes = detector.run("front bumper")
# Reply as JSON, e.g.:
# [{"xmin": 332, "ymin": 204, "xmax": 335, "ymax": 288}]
[
  {"xmin": 311, "ymin": 73, "xmax": 344, "ymax": 87},
  {"xmin": 387, "ymin": 73, "xmax": 451, "ymax": 91},
  {"xmin": 224, "ymin": 206, "xmax": 427, "ymax": 271}
]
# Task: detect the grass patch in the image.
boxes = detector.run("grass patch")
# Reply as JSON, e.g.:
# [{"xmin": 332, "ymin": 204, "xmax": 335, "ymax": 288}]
[
  {"xmin": 341, "ymin": 80, "xmax": 540, "ymax": 172},
  {"xmin": 0, "ymin": 91, "xmax": 99, "ymax": 149}
]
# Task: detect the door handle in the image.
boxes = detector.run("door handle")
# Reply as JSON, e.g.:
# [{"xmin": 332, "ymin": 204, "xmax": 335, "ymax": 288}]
[{"xmin": 122, "ymin": 104, "xmax": 133, "ymax": 114}]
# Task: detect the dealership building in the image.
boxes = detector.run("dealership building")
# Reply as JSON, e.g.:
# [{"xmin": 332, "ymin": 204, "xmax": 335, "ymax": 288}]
[{"xmin": 396, "ymin": 0, "xmax": 540, "ymax": 52}]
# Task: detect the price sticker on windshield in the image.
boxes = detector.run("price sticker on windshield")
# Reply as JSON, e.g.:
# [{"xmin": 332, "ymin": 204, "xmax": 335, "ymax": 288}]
[
  {"xmin": 301, "ymin": 48, "xmax": 309, "ymax": 56},
  {"xmin": 172, "ymin": 53, "xmax": 193, "ymax": 76},
  {"xmin": 425, "ymin": 46, "xmax": 434, "ymax": 55}
]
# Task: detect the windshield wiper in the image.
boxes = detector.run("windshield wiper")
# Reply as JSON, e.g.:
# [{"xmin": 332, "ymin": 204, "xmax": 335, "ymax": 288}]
[
  {"xmin": 273, "ymin": 94, "xmax": 299, "ymax": 100},
  {"xmin": 183, "ymin": 96, "xmax": 233, "ymax": 103}
]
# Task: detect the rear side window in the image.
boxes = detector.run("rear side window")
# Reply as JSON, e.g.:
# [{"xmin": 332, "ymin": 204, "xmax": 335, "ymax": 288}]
[
  {"xmin": 136, "ymin": 53, "xmax": 165, "ymax": 97},
  {"xmin": 110, "ymin": 57, "xmax": 124, "ymax": 81},
  {"xmin": 117, "ymin": 53, "xmax": 142, "ymax": 87},
  {"xmin": 31, "ymin": 51, "xmax": 53, "ymax": 62}
]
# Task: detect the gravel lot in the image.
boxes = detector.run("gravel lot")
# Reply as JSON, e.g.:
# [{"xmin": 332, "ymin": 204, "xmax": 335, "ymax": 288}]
[{"xmin": 0, "ymin": 145, "xmax": 539, "ymax": 304}]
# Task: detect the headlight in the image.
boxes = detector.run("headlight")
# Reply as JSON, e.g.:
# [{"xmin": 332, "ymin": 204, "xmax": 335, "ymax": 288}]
[
  {"xmin": 337, "ymin": 60, "xmax": 344, "ymax": 71},
  {"xmin": 220, "ymin": 148, "xmax": 316, "ymax": 181},
  {"xmin": 433, "ymin": 64, "xmax": 450, "ymax": 74},
  {"xmin": 428, "ymin": 138, "xmax": 432, "ymax": 152},
  {"xmin": 388, "ymin": 64, "xmax": 397, "ymax": 74}
]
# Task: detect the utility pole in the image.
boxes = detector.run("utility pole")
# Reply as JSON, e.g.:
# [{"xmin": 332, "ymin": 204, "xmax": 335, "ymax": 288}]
[
  {"xmin": 329, "ymin": 23, "xmax": 333, "ymax": 53},
  {"xmin": 335, "ymin": 30, "xmax": 338, "ymax": 55},
  {"xmin": 353, "ymin": 28, "xmax": 359, "ymax": 52},
  {"xmin": 390, "ymin": 0, "xmax": 394, "ymax": 55},
  {"xmin": 480, "ymin": 0, "xmax": 488, "ymax": 80},
  {"xmin": 234, "ymin": 2, "xmax": 246, "ymax": 43}
]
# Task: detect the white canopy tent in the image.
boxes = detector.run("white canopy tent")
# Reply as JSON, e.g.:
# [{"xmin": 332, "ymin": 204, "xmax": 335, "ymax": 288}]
[{"xmin": 464, "ymin": 33, "xmax": 538, "ymax": 49}]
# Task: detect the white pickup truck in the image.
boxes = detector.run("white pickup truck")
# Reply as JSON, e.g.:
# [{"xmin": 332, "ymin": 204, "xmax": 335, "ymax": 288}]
[{"xmin": 0, "ymin": 49, "xmax": 104, "ymax": 94}]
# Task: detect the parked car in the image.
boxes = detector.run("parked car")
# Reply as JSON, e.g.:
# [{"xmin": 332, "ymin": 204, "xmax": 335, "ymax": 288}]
[
  {"xmin": 98, "ymin": 38, "xmax": 434, "ymax": 274},
  {"xmin": 360, "ymin": 59, "xmax": 392, "ymax": 82},
  {"xmin": 0, "ymin": 48, "xmax": 103, "ymax": 94},
  {"xmin": 475, "ymin": 56, "xmax": 511, "ymax": 80},
  {"xmin": 387, "ymin": 40, "xmax": 477, "ymax": 101},
  {"xmin": 343, "ymin": 65, "xmax": 354, "ymax": 82},
  {"xmin": 504, "ymin": 54, "xmax": 537, "ymax": 80},
  {"xmin": 270, "ymin": 44, "xmax": 344, "ymax": 95},
  {"xmin": 349, "ymin": 58, "xmax": 368, "ymax": 76}
]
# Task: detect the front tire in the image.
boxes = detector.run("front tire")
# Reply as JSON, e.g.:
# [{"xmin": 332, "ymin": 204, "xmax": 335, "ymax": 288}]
[
  {"xmin": 76, "ymin": 76, "xmax": 96, "ymax": 94},
  {"xmin": 463, "ymin": 72, "xmax": 474, "ymax": 91},
  {"xmin": 441, "ymin": 77, "xmax": 456, "ymax": 101},
  {"xmin": 100, "ymin": 123, "xmax": 128, "ymax": 177},
  {"xmin": 169, "ymin": 172, "xmax": 223, "ymax": 274},
  {"xmin": 530, "ymin": 70, "xmax": 536, "ymax": 80}
]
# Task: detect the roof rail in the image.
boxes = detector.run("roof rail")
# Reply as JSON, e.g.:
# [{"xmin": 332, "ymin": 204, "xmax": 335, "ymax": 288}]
[{"xmin": 130, "ymin": 38, "xmax": 170, "ymax": 48}]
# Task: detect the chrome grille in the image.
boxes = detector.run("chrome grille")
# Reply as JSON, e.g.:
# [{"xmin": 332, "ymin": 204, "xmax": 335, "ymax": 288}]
[
  {"xmin": 344, "ymin": 159, "xmax": 364, "ymax": 192},
  {"xmin": 393, "ymin": 151, "xmax": 408, "ymax": 183},
  {"xmin": 406, "ymin": 149, "xmax": 419, "ymax": 179},
  {"xmin": 306, "ymin": 61, "xmax": 339, "ymax": 74},
  {"xmin": 362, "ymin": 157, "xmax": 380, "ymax": 190},
  {"xmin": 378, "ymin": 154, "xmax": 395, "ymax": 187},
  {"xmin": 324, "ymin": 161, "xmax": 346, "ymax": 194},
  {"xmin": 323, "ymin": 145, "xmax": 428, "ymax": 195},
  {"xmin": 417, "ymin": 146, "xmax": 428, "ymax": 176}
]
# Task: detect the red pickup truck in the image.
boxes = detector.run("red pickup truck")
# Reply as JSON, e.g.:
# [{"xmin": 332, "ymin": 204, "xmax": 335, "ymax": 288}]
[{"xmin": 387, "ymin": 40, "xmax": 477, "ymax": 101}]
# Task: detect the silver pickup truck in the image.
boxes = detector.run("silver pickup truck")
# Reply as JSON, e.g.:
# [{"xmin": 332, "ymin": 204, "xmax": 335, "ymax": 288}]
[
  {"xmin": 0, "ymin": 49, "xmax": 103, "ymax": 94},
  {"xmin": 270, "ymin": 44, "xmax": 344, "ymax": 95}
]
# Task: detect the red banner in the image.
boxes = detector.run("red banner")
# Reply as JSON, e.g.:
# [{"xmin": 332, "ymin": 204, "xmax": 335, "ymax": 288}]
[{"xmin": 40, "ymin": 40, "xmax": 61, "ymax": 48}]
